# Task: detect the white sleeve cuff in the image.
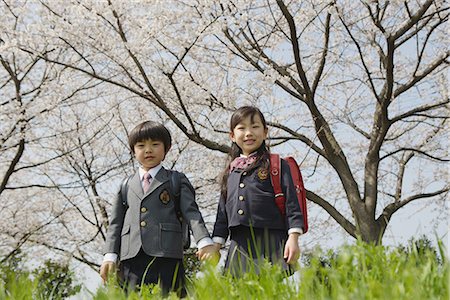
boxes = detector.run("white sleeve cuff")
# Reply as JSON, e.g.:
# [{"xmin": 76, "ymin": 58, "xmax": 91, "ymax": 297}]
[
  {"xmin": 197, "ymin": 237, "xmax": 214, "ymax": 249},
  {"xmin": 103, "ymin": 253, "xmax": 118, "ymax": 263},
  {"xmin": 212, "ymin": 236, "xmax": 226, "ymax": 245},
  {"xmin": 288, "ymin": 228, "xmax": 304, "ymax": 235}
]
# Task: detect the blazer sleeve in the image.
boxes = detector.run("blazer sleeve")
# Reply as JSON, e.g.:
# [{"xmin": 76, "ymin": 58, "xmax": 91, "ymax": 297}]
[
  {"xmin": 178, "ymin": 173, "xmax": 211, "ymax": 243},
  {"xmin": 103, "ymin": 188, "xmax": 126, "ymax": 255},
  {"xmin": 281, "ymin": 159, "xmax": 304, "ymax": 230},
  {"xmin": 212, "ymin": 193, "xmax": 229, "ymax": 240}
]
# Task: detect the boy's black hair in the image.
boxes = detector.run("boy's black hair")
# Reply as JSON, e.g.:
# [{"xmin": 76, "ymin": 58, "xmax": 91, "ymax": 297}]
[{"xmin": 128, "ymin": 121, "xmax": 172, "ymax": 153}]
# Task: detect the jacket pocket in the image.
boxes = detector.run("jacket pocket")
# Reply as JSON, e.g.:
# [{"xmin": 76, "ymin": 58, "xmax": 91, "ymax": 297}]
[
  {"xmin": 159, "ymin": 223, "xmax": 182, "ymax": 253},
  {"xmin": 120, "ymin": 224, "xmax": 130, "ymax": 257}
]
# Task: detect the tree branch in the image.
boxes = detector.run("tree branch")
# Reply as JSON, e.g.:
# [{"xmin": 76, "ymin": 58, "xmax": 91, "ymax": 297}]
[
  {"xmin": 390, "ymin": 99, "xmax": 449, "ymax": 124},
  {"xmin": 337, "ymin": 9, "xmax": 380, "ymax": 102},
  {"xmin": 380, "ymin": 147, "xmax": 449, "ymax": 162},
  {"xmin": 267, "ymin": 121, "xmax": 326, "ymax": 157},
  {"xmin": 276, "ymin": 0, "xmax": 312, "ymax": 98},
  {"xmin": 378, "ymin": 187, "xmax": 449, "ymax": 226},
  {"xmin": 312, "ymin": 12, "xmax": 331, "ymax": 95},
  {"xmin": 393, "ymin": 53, "xmax": 450, "ymax": 98},
  {"xmin": 392, "ymin": 0, "xmax": 433, "ymax": 40},
  {"xmin": 306, "ymin": 190, "xmax": 357, "ymax": 238}
]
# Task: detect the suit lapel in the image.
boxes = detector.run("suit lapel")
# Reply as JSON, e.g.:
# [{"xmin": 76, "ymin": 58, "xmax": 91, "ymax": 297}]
[
  {"xmin": 143, "ymin": 167, "xmax": 169, "ymax": 198},
  {"xmin": 128, "ymin": 172, "xmax": 143, "ymax": 200}
]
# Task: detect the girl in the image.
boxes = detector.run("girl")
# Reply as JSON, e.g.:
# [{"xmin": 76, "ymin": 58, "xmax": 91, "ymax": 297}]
[{"xmin": 211, "ymin": 106, "xmax": 304, "ymax": 276}]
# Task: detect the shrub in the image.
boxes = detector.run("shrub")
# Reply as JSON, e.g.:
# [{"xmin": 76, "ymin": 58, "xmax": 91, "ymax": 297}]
[
  {"xmin": 32, "ymin": 260, "xmax": 82, "ymax": 299},
  {"xmin": 0, "ymin": 252, "xmax": 81, "ymax": 300}
]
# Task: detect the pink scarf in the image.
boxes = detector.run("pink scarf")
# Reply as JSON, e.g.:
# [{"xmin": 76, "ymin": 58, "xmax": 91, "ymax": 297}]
[{"xmin": 229, "ymin": 153, "xmax": 258, "ymax": 172}]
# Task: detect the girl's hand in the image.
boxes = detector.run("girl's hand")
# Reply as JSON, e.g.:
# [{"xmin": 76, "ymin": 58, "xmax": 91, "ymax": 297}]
[
  {"xmin": 100, "ymin": 261, "xmax": 116, "ymax": 283},
  {"xmin": 196, "ymin": 243, "xmax": 221, "ymax": 263},
  {"xmin": 284, "ymin": 233, "xmax": 300, "ymax": 265}
]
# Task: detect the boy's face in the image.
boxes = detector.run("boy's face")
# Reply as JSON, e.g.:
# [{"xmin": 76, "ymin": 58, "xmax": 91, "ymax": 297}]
[
  {"xmin": 134, "ymin": 139, "xmax": 167, "ymax": 171},
  {"xmin": 230, "ymin": 114, "xmax": 268, "ymax": 156}
]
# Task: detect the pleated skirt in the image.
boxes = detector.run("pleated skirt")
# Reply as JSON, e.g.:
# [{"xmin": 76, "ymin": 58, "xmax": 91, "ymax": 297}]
[{"xmin": 224, "ymin": 225, "xmax": 294, "ymax": 277}]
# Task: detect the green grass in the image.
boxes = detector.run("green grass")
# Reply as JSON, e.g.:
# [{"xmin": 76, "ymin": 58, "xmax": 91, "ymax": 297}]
[
  {"xmin": 1, "ymin": 241, "xmax": 448, "ymax": 299},
  {"xmin": 0, "ymin": 271, "xmax": 36, "ymax": 300},
  {"xmin": 296, "ymin": 240, "xmax": 448, "ymax": 300},
  {"xmin": 188, "ymin": 240, "xmax": 448, "ymax": 300}
]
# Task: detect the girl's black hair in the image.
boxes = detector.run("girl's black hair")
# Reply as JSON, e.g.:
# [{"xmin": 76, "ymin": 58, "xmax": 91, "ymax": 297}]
[
  {"xmin": 128, "ymin": 121, "xmax": 172, "ymax": 154},
  {"xmin": 220, "ymin": 106, "xmax": 270, "ymax": 198}
]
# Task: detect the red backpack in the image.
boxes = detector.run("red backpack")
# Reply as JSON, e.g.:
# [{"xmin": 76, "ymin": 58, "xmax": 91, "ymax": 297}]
[{"xmin": 269, "ymin": 154, "xmax": 308, "ymax": 233}]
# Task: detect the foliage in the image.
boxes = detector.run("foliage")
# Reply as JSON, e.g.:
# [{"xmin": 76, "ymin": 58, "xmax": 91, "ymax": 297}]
[
  {"xmin": 183, "ymin": 248, "xmax": 202, "ymax": 280},
  {"xmin": 297, "ymin": 241, "xmax": 448, "ymax": 300},
  {"xmin": 397, "ymin": 234, "xmax": 442, "ymax": 264},
  {"xmin": 32, "ymin": 260, "xmax": 82, "ymax": 299},
  {"xmin": 0, "ymin": 252, "xmax": 81, "ymax": 300},
  {"xmin": 0, "ymin": 249, "xmax": 33, "ymax": 300},
  {"xmin": 0, "ymin": 249, "xmax": 26, "ymax": 284},
  {"xmin": 1, "ymin": 240, "xmax": 446, "ymax": 299},
  {"xmin": 90, "ymin": 240, "xmax": 448, "ymax": 299},
  {"xmin": 93, "ymin": 272, "xmax": 169, "ymax": 300},
  {"xmin": 0, "ymin": 271, "xmax": 36, "ymax": 300}
]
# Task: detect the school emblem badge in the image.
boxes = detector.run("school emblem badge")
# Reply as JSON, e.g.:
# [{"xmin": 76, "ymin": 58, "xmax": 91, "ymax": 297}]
[
  {"xmin": 160, "ymin": 189, "xmax": 171, "ymax": 204},
  {"xmin": 257, "ymin": 167, "xmax": 269, "ymax": 181}
]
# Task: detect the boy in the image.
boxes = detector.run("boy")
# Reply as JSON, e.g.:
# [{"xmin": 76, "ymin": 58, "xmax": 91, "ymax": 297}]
[{"xmin": 100, "ymin": 120, "xmax": 216, "ymax": 295}]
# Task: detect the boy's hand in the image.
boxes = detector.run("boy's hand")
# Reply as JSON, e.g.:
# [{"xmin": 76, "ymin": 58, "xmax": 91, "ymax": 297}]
[
  {"xmin": 284, "ymin": 233, "xmax": 300, "ymax": 265},
  {"xmin": 196, "ymin": 243, "xmax": 221, "ymax": 263},
  {"xmin": 100, "ymin": 261, "xmax": 117, "ymax": 283}
]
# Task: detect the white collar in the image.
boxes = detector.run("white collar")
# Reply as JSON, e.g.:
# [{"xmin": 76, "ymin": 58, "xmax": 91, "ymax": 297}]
[
  {"xmin": 139, "ymin": 164, "xmax": 162, "ymax": 180},
  {"xmin": 240, "ymin": 151, "xmax": 257, "ymax": 158}
]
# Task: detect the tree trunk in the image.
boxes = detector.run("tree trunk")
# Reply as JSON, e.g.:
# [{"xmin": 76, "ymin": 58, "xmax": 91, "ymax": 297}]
[{"xmin": 355, "ymin": 206, "xmax": 383, "ymax": 244}]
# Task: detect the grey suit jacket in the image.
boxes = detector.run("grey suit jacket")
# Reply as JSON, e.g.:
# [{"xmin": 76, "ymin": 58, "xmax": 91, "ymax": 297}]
[{"xmin": 104, "ymin": 167, "xmax": 210, "ymax": 260}]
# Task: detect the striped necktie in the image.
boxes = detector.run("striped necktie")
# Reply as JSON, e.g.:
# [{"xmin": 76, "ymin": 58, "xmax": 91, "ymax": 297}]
[{"xmin": 143, "ymin": 172, "xmax": 152, "ymax": 193}]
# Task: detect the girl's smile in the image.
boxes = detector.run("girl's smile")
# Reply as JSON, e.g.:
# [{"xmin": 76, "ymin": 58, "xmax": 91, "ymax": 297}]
[{"xmin": 230, "ymin": 114, "xmax": 268, "ymax": 156}]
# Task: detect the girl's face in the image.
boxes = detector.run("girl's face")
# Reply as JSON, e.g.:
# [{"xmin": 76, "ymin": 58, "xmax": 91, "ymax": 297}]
[{"xmin": 230, "ymin": 113, "xmax": 268, "ymax": 156}]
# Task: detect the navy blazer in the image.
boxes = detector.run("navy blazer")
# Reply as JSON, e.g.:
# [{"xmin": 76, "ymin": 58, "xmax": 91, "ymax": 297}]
[
  {"xmin": 213, "ymin": 158, "xmax": 304, "ymax": 240},
  {"xmin": 104, "ymin": 167, "xmax": 210, "ymax": 260}
]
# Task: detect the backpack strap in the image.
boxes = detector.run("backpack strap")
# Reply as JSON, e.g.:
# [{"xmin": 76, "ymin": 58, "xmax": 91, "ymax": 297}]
[
  {"xmin": 120, "ymin": 175, "xmax": 133, "ymax": 207},
  {"xmin": 285, "ymin": 156, "xmax": 309, "ymax": 233},
  {"xmin": 170, "ymin": 170, "xmax": 191, "ymax": 249},
  {"xmin": 269, "ymin": 153, "xmax": 286, "ymax": 216},
  {"xmin": 170, "ymin": 170, "xmax": 182, "ymax": 222}
]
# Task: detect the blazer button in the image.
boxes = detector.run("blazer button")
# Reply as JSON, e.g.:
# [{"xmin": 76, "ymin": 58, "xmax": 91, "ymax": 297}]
[
  {"xmin": 237, "ymin": 209, "xmax": 244, "ymax": 215},
  {"xmin": 141, "ymin": 207, "xmax": 147, "ymax": 213},
  {"xmin": 140, "ymin": 221, "xmax": 147, "ymax": 227},
  {"xmin": 239, "ymin": 183, "xmax": 245, "ymax": 188},
  {"xmin": 239, "ymin": 195, "xmax": 244, "ymax": 201}
]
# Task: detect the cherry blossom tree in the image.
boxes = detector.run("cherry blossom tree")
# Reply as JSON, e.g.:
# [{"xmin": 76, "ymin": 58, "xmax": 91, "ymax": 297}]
[
  {"xmin": 0, "ymin": 1, "xmax": 85, "ymax": 263},
  {"xmin": 0, "ymin": 1, "xmax": 131, "ymax": 269},
  {"xmin": 1, "ymin": 0, "xmax": 448, "ymax": 271}
]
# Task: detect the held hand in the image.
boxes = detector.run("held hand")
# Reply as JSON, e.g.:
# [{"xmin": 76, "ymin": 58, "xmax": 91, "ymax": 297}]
[
  {"xmin": 100, "ymin": 261, "xmax": 116, "ymax": 284},
  {"xmin": 284, "ymin": 233, "xmax": 301, "ymax": 265},
  {"xmin": 196, "ymin": 243, "xmax": 221, "ymax": 263}
]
